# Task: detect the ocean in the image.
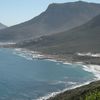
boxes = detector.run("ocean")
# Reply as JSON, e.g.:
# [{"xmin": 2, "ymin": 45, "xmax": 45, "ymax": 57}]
[{"xmin": 0, "ymin": 48, "xmax": 97, "ymax": 100}]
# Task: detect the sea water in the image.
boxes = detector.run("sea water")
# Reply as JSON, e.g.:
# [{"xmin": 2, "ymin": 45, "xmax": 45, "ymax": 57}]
[{"xmin": 0, "ymin": 48, "xmax": 96, "ymax": 100}]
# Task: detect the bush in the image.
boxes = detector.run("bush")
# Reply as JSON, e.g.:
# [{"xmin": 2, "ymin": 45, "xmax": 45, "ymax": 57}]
[{"xmin": 80, "ymin": 90, "xmax": 100, "ymax": 100}]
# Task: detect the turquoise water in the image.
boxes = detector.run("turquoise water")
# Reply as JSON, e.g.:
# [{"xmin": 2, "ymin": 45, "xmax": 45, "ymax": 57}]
[{"xmin": 0, "ymin": 48, "xmax": 95, "ymax": 100}]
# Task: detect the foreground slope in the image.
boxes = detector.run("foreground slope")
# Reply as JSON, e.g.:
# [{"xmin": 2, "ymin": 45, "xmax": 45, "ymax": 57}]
[
  {"xmin": 1, "ymin": 1, "xmax": 100, "ymax": 42},
  {"xmin": 48, "ymin": 81, "xmax": 100, "ymax": 100}
]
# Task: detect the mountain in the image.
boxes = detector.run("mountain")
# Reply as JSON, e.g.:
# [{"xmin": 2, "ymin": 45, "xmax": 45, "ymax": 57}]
[
  {"xmin": 19, "ymin": 14, "xmax": 100, "ymax": 54},
  {"xmin": 1, "ymin": 1, "xmax": 100, "ymax": 42},
  {"xmin": 0, "ymin": 23, "xmax": 7, "ymax": 30}
]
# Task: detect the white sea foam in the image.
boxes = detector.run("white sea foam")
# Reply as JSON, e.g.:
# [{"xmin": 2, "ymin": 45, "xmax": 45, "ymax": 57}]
[
  {"xmin": 46, "ymin": 59, "xmax": 73, "ymax": 66},
  {"xmin": 13, "ymin": 48, "xmax": 73, "ymax": 66},
  {"xmin": 63, "ymin": 62, "xmax": 73, "ymax": 65},
  {"xmin": 36, "ymin": 81, "xmax": 92, "ymax": 100},
  {"xmin": 82, "ymin": 65, "xmax": 100, "ymax": 80},
  {"xmin": 13, "ymin": 48, "xmax": 100, "ymax": 100},
  {"xmin": 0, "ymin": 42, "xmax": 16, "ymax": 45},
  {"xmin": 13, "ymin": 50, "xmax": 33, "ymax": 60},
  {"xmin": 13, "ymin": 48, "xmax": 100, "ymax": 80},
  {"xmin": 49, "ymin": 81, "xmax": 68, "ymax": 85},
  {"xmin": 77, "ymin": 52, "xmax": 100, "ymax": 57},
  {"xmin": 49, "ymin": 81, "xmax": 77, "ymax": 85},
  {"xmin": 67, "ymin": 81, "xmax": 77, "ymax": 85},
  {"xmin": 13, "ymin": 48, "xmax": 45, "ymax": 60},
  {"xmin": 36, "ymin": 63, "xmax": 100, "ymax": 100},
  {"xmin": 46, "ymin": 59, "xmax": 60, "ymax": 63}
]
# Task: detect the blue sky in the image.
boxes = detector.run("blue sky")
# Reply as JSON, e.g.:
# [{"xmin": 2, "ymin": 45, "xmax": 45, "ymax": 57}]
[{"xmin": 0, "ymin": 0, "xmax": 100, "ymax": 26}]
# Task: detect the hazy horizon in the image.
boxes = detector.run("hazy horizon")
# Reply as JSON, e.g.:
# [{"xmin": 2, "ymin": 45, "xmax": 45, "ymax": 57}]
[{"xmin": 0, "ymin": 0, "xmax": 100, "ymax": 26}]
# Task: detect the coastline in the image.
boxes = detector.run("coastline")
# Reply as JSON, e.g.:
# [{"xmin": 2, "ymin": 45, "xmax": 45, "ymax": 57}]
[
  {"xmin": 37, "ymin": 81, "xmax": 92, "ymax": 100},
  {"xmin": 13, "ymin": 48, "xmax": 100, "ymax": 100}
]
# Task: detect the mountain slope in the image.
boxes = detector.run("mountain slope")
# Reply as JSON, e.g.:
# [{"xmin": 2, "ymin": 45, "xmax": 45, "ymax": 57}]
[
  {"xmin": 0, "ymin": 23, "xmax": 7, "ymax": 30},
  {"xmin": 20, "ymin": 14, "xmax": 100, "ymax": 54},
  {"xmin": 1, "ymin": 1, "xmax": 100, "ymax": 42}
]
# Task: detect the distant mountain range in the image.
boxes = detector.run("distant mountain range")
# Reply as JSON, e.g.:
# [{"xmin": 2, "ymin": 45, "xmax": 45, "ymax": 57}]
[
  {"xmin": 0, "ymin": 1, "xmax": 100, "ymax": 42},
  {"xmin": 19, "ymin": 14, "xmax": 100, "ymax": 54},
  {"xmin": 0, "ymin": 23, "xmax": 7, "ymax": 30}
]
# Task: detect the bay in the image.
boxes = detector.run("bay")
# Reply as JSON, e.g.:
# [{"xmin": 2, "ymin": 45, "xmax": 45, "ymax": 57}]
[{"xmin": 0, "ymin": 48, "xmax": 95, "ymax": 100}]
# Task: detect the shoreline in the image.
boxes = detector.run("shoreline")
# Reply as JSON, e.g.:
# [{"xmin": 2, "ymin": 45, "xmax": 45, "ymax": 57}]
[
  {"xmin": 37, "ymin": 81, "xmax": 93, "ymax": 100},
  {"xmin": 13, "ymin": 48, "xmax": 100, "ymax": 100}
]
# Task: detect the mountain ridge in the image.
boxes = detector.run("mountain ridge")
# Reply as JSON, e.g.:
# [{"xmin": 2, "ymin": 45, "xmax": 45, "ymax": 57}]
[
  {"xmin": 0, "ymin": 1, "xmax": 100, "ymax": 42},
  {"xmin": 0, "ymin": 23, "xmax": 7, "ymax": 30}
]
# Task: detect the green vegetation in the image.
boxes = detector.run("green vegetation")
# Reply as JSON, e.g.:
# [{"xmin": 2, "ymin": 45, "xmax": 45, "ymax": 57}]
[{"xmin": 83, "ymin": 90, "xmax": 100, "ymax": 100}]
